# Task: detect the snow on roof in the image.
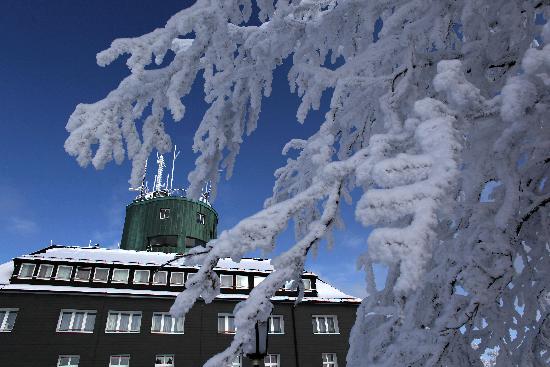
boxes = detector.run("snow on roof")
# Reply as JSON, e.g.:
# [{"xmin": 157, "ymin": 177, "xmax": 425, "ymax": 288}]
[
  {"xmin": 0, "ymin": 261, "xmax": 14, "ymax": 285},
  {"xmin": 19, "ymin": 246, "xmax": 275, "ymax": 272},
  {"xmin": 9, "ymin": 246, "xmax": 360, "ymax": 302}
]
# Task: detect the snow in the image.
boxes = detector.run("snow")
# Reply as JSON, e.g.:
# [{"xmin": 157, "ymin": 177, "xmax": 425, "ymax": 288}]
[
  {"xmin": 63, "ymin": 1, "xmax": 550, "ymax": 366},
  {"xmin": 11, "ymin": 246, "xmax": 357, "ymax": 302},
  {"xmin": 0, "ymin": 261, "xmax": 14, "ymax": 284},
  {"xmin": 20, "ymin": 246, "xmax": 274, "ymax": 272}
]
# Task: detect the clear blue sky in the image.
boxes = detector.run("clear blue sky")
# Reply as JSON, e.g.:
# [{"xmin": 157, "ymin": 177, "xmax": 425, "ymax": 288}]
[{"xmin": 0, "ymin": 0, "xmax": 375, "ymax": 297}]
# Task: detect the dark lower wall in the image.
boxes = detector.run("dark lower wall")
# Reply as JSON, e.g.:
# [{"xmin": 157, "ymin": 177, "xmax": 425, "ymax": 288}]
[{"xmin": 0, "ymin": 291, "xmax": 357, "ymax": 367}]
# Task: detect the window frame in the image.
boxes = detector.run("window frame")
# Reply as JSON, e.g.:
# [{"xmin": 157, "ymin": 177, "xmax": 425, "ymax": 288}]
[
  {"xmin": 74, "ymin": 267, "xmax": 92, "ymax": 282},
  {"xmin": 0, "ymin": 308, "xmax": 19, "ymax": 332},
  {"xmin": 105, "ymin": 311, "xmax": 142, "ymax": 333},
  {"xmin": 151, "ymin": 312, "xmax": 185, "ymax": 334},
  {"xmin": 133, "ymin": 269, "xmax": 150, "ymax": 285},
  {"xmin": 93, "ymin": 267, "xmax": 110, "ymax": 283},
  {"xmin": 57, "ymin": 355, "xmax": 80, "ymax": 367},
  {"xmin": 111, "ymin": 268, "xmax": 130, "ymax": 284},
  {"xmin": 55, "ymin": 265, "xmax": 73, "ymax": 281},
  {"xmin": 312, "ymin": 315, "xmax": 340, "ymax": 334},
  {"xmin": 109, "ymin": 355, "xmax": 130, "ymax": 367},
  {"xmin": 302, "ymin": 278, "xmax": 314, "ymax": 291},
  {"xmin": 196, "ymin": 212, "xmax": 206, "ymax": 225},
  {"xmin": 36, "ymin": 263, "xmax": 54, "ymax": 279},
  {"xmin": 264, "ymin": 354, "xmax": 280, "ymax": 367},
  {"xmin": 56, "ymin": 309, "xmax": 96, "ymax": 333},
  {"xmin": 268, "ymin": 315, "xmax": 284, "ymax": 335},
  {"xmin": 217, "ymin": 313, "xmax": 236, "ymax": 334},
  {"xmin": 18, "ymin": 263, "xmax": 35, "ymax": 279},
  {"xmin": 159, "ymin": 208, "xmax": 171, "ymax": 220},
  {"xmin": 235, "ymin": 275, "xmax": 249, "ymax": 289},
  {"xmin": 152, "ymin": 271, "xmax": 168, "ymax": 285},
  {"xmin": 220, "ymin": 274, "xmax": 234, "ymax": 289},
  {"xmin": 322, "ymin": 353, "xmax": 338, "ymax": 367},
  {"xmin": 155, "ymin": 354, "xmax": 175, "ymax": 367},
  {"xmin": 169, "ymin": 271, "xmax": 185, "ymax": 286}
]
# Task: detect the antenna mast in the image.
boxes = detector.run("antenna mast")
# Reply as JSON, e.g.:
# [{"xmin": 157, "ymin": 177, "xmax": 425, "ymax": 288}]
[{"xmin": 170, "ymin": 145, "xmax": 180, "ymax": 191}]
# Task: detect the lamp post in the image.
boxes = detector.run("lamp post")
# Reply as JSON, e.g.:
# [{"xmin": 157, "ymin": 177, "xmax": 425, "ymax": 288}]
[{"xmin": 246, "ymin": 320, "xmax": 269, "ymax": 367}]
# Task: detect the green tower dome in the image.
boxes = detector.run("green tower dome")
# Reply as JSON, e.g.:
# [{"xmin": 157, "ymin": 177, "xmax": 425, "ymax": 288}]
[{"xmin": 120, "ymin": 195, "xmax": 218, "ymax": 253}]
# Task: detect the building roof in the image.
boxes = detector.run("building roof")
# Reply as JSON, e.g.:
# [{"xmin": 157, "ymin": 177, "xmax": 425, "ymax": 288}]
[{"xmin": 1, "ymin": 246, "xmax": 361, "ymax": 304}]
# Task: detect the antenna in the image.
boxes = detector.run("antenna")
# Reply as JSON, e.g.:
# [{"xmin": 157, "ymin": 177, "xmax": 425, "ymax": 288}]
[
  {"xmin": 154, "ymin": 153, "xmax": 166, "ymax": 192},
  {"xmin": 170, "ymin": 145, "xmax": 181, "ymax": 190},
  {"xmin": 200, "ymin": 180, "xmax": 212, "ymax": 205}
]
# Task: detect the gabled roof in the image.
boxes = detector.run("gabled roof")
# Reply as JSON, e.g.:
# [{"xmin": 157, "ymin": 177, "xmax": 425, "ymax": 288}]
[{"xmin": 1, "ymin": 245, "xmax": 361, "ymax": 303}]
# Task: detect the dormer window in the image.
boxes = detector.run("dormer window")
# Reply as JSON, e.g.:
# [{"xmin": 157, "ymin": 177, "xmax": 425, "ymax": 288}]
[
  {"xmin": 159, "ymin": 208, "xmax": 170, "ymax": 220},
  {"xmin": 170, "ymin": 272, "xmax": 184, "ymax": 286},
  {"xmin": 55, "ymin": 265, "xmax": 73, "ymax": 281},
  {"xmin": 153, "ymin": 271, "xmax": 168, "ymax": 285},
  {"xmin": 196, "ymin": 212, "xmax": 205, "ymax": 225},
  {"xmin": 303, "ymin": 278, "xmax": 314, "ymax": 291},
  {"xmin": 93, "ymin": 268, "xmax": 109, "ymax": 283},
  {"xmin": 236, "ymin": 275, "xmax": 249, "ymax": 289},
  {"xmin": 112, "ymin": 269, "xmax": 129, "ymax": 283},
  {"xmin": 18, "ymin": 263, "xmax": 35, "ymax": 279},
  {"xmin": 220, "ymin": 274, "xmax": 234, "ymax": 288},
  {"xmin": 37, "ymin": 264, "xmax": 54, "ymax": 279},
  {"xmin": 74, "ymin": 267, "xmax": 92, "ymax": 282},
  {"xmin": 133, "ymin": 270, "xmax": 150, "ymax": 284}
]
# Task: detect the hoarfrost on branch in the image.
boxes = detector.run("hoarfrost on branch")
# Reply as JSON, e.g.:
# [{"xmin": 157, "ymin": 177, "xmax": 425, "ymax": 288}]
[{"xmin": 65, "ymin": 1, "xmax": 550, "ymax": 366}]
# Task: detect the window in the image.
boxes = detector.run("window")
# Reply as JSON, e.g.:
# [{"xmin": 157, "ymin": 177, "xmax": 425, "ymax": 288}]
[
  {"xmin": 159, "ymin": 208, "xmax": 170, "ymax": 220},
  {"xmin": 0, "ymin": 309, "xmax": 18, "ymax": 332},
  {"xmin": 322, "ymin": 353, "xmax": 338, "ymax": 367},
  {"xmin": 110, "ymin": 355, "xmax": 130, "ymax": 367},
  {"xmin": 106, "ymin": 311, "xmax": 141, "ymax": 333},
  {"xmin": 112, "ymin": 269, "xmax": 129, "ymax": 283},
  {"xmin": 253, "ymin": 276, "xmax": 265, "ymax": 287},
  {"xmin": 153, "ymin": 271, "xmax": 168, "ymax": 285},
  {"xmin": 74, "ymin": 267, "xmax": 92, "ymax": 282},
  {"xmin": 151, "ymin": 313, "xmax": 184, "ymax": 334},
  {"xmin": 93, "ymin": 268, "xmax": 109, "ymax": 282},
  {"xmin": 170, "ymin": 272, "xmax": 184, "ymax": 286},
  {"xmin": 218, "ymin": 313, "xmax": 236, "ymax": 334},
  {"xmin": 226, "ymin": 355, "xmax": 241, "ymax": 367},
  {"xmin": 312, "ymin": 315, "xmax": 339, "ymax": 334},
  {"xmin": 268, "ymin": 315, "xmax": 284, "ymax": 334},
  {"xmin": 155, "ymin": 354, "xmax": 175, "ymax": 367},
  {"xmin": 57, "ymin": 310, "xmax": 96, "ymax": 333},
  {"xmin": 196, "ymin": 212, "xmax": 205, "ymax": 225},
  {"xmin": 56, "ymin": 265, "xmax": 73, "ymax": 280},
  {"xmin": 302, "ymin": 278, "xmax": 314, "ymax": 291},
  {"xmin": 57, "ymin": 355, "xmax": 80, "ymax": 367},
  {"xmin": 133, "ymin": 270, "xmax": 150, "ymax": 284},
  {"xmin": 264, "ymin": 354, "xmax": 280, "ymax": 367},
  {"xmin": 236, "ymin": 275, "xmax": 249, "ymax": 289},
  {"xmin": 37, "ymin": 264, "xmax": 54, "ymax": 279},
  {"xmin": 18, "ymin": 263, "xmax": 35, "ymax": 278},
  {"xmin": 220, "ymin": 274, "xmax": 233, "ymax": 288}
]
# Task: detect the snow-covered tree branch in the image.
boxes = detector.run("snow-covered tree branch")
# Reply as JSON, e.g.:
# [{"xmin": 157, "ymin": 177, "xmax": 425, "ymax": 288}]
[{"xmin": 65, "ymin": 1, "xmax": 550, "ymax": 366}]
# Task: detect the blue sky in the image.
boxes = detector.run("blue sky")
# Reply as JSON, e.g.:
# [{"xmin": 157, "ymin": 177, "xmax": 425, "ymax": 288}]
[{"xmin": 0, "ymin": 0, "xmax": 372, "ymax": 297}]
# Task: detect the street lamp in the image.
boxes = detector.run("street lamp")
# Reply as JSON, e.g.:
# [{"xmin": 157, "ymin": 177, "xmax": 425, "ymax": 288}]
[{"xmin": 246, "ymin": 320, "xmax": 269, "ymax": 367}]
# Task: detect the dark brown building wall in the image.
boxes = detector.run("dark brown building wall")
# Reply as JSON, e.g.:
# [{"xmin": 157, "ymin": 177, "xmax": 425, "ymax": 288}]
[{"xmin": 0, "ymin": 291, "xmax": 357, "ymax": 367}]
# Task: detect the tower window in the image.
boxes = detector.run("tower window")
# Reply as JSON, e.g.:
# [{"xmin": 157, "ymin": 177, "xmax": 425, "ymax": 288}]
[
  {"xmin": 159, "ymin": 208, "xmax": 170, "ymax": 220},
  {"xmin": 197, "ymin": 212, "xmax": 205, "ymax": 225}
]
